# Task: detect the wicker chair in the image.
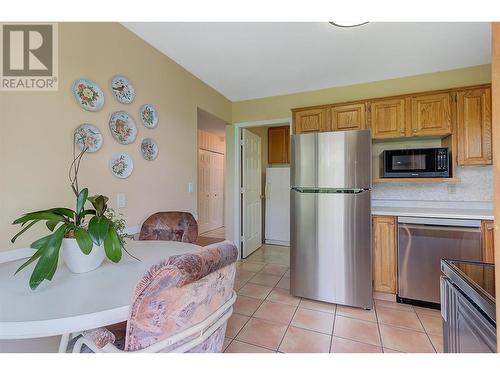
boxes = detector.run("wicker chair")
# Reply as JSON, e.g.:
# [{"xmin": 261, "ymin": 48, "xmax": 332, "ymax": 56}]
[
  {"xmin": 69, "ymin": 241, "xmax": 237, "ymax": 353},
  {"xmin": 139, "ymin": 211, "xmax": 198, "ymax": 244}
]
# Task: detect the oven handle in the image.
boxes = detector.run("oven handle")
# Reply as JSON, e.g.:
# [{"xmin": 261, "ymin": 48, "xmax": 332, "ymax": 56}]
[{"xmin": 397, "ymin": 216, "xmax": 481, "ymax": 228}]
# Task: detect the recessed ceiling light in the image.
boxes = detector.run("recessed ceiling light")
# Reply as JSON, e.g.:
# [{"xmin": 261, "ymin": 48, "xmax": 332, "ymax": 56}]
[{"xmin": 329, "ymin": 22, "xmax": 369, "ymax": 28}]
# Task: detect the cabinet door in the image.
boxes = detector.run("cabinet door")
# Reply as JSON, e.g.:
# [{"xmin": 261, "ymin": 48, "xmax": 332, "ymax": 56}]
[
  {"xmin": 457, "ymin": 88, "xmax": 492, "ymax": 165},
  {"xmin": 331, "ymin": 103, "xmax": 366, "ymax": 131},
  {"xmin": 411, "ymin": 93, "xmax": 452, "ymax": 136},
  {"xmin": 481, "ymin": 220, "xmax": 495, "ymax": 262},
  {"xmin": 293, "ymin": 107, "xmax": 329, "ymax": 134},
  {"xmin": 268, "ymin": 126, "xmax": 290, "ymax": 164},
  {"xmin": 372, "ymin": 215, "xmax": 397, "ymax": 293},
  {"xmin": 370, "ymin": 98, "xmax": 406, "ymax": 139}
]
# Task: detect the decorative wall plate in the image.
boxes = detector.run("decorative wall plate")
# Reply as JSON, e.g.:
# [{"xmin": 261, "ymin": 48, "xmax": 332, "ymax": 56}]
[
  {"xmin": 108, "ymin": 111, "xmax": 138, "ymax": 145},
  {"xmin": 110, "ymin": 75, "xmax": 136, "ymax": 104},
  {"xmin": 110, "ymin": 153, "xmax": 133, "ymax": 179},
  {"xmin": 72, "ymin": 79, "xmax": 104, "ymax": 112},
  {"xmin": 139, "ymin": 104, "xmax": 159, "ymax": 129},
  {"xmin": 141, "ymin": 138, "xmax": 159, "ymax": 161},
  {"xmin": 74, "ymin": 124, "xmax": 103, "ymax": 153}
]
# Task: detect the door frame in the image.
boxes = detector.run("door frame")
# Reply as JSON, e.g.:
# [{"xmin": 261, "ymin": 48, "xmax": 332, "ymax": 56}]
[{"xmin": 229, "ymin": 117, "xmax": 292, "ymax": 257}]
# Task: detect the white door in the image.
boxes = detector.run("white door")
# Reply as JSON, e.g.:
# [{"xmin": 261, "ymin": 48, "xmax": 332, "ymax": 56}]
[
  {"xmin": 242, "ymin": 129, "xmax": 262, "ymax": 257},
  {"xmin": 265, "ymin": 167, "xmax": 290, "ymax": 245},
  {"xmin": 198, "ymin": 149, "xmax": 224, "ymax": 234}
]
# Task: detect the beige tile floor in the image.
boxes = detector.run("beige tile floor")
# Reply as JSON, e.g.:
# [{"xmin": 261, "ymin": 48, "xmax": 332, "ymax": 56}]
[{"xmin": 224, "ymin": 244, "xmax": 443, "ymax": 353}]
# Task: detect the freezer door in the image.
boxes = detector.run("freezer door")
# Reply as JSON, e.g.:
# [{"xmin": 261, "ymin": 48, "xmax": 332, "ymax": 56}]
[
  {"xmin": 291, "ymin": 130, "xmax": 372, "ymax": 189},
  {"xmin": 290, "ymin": 189, "xmax": 372, "ymax": 309}
]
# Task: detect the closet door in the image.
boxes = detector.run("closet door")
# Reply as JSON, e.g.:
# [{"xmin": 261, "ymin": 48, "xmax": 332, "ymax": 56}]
[{"xmin": 198, "ymin": 149, "xmax": 211, "ymax": 233}]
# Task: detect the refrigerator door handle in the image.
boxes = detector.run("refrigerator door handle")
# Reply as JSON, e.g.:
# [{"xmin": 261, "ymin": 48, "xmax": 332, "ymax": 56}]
[{"xmin": 291, "ymin": 187, "xmax": 368, "ymax": 194}]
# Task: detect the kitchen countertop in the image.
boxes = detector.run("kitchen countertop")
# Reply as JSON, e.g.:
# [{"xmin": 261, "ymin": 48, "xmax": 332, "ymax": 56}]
[
  {"xmin": 372, "ymin": 200, "xmax": 494, "ymax": 220},
  {"xmin": 372, "ymin": 206, "xmax": 494, "ymax": 220}
]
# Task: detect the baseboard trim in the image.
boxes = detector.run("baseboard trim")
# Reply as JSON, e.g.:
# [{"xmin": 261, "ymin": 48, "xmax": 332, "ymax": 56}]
[{"xmin": 264, "ymin": 239, "xmax": 290, "ymax": 246}]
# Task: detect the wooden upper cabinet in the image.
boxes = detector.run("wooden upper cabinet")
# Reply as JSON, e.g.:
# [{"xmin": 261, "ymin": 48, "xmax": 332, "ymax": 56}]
[
  {"xmin": 293, "ymin": 107, "xmax": 329, "ymax": 134},
  {"xmin": 331, "ymin": 103, "xmax": 366, "ymax": 131},
  {"xmin": 370, "ymin": 98, "xmax": 406, "ymax": 139},
  {"xmin": 411, "ymin": 93, "xmax": 452, "ymax": 136},
  {"xmin": 372, "ymin": 215, "xmax": 397, "ymax": 293},
  {"xmin": 268, "ymin": 126, "xmax": 290, "ymax": 164},
  {"xmin": 456, "ymin": 87, "xmax": 492, "ymax": 166}
]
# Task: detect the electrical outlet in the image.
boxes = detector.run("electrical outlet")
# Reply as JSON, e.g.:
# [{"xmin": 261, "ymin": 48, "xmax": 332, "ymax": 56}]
[
  {"xmin": 117, "ymin": 192, "xmax": 126, "ymax": 208},
  {"xmin": 447, "ymin": 184, "xmax": 456, "ymax": 194}
]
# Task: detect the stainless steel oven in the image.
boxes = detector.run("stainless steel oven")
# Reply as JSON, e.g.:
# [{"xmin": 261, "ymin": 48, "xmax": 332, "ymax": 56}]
[
  {"xmin": 397, "ymin": 217, "xmax": 482, "ymax": 307},
  {"xmin": 382, "ymin": 147, "xmax": 450, "ymax": 178}
]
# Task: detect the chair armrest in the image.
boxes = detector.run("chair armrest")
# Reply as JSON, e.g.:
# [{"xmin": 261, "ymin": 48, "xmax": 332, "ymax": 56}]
[{"xmin": 82, "ymin": 327, "xmax": 116, "ymax": 349}]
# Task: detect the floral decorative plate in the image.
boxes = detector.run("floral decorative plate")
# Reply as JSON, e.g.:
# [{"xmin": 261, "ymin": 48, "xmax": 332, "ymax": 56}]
[
  {"xmin": 139, "ymin": 104, "xmax": 159, "ymax": 129},
  {"xmin": 72, "ymin": 79, "xmax": 104, "ymax": 112},
  {"xmin": 141, "ymin": 138, "xmax": 159, "ymax": 161},
  {"xmin": 110, "ymin": 75, "xmax": 136, "ymax": 104},
  {"xmin": 110, "ymin": 153, "xmax": 133, "ymax": 179},
  {"xmin": 109, "ymin": 111, "xmax": 138, "ymax": 145},
  {"xmin": 74, "ymin": 124, "xmax": 103, "ymax": 153}
]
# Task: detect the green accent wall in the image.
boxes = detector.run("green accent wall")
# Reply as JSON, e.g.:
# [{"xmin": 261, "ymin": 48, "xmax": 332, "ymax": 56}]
[{"xmin": 232, "ymin": 64, "xmax": 491, "ymax": 123}]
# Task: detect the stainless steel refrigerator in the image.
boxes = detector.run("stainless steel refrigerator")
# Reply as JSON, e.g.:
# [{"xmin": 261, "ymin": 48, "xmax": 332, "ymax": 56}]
[{"xmin": 290, "ymin": 130, "xmax": 373, "ymax": 309}]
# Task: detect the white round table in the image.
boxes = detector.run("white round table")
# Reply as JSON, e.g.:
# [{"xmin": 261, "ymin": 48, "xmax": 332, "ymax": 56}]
[{"xmin": 0, "ymin": 241, "xmax": 202, "ymax": 340}]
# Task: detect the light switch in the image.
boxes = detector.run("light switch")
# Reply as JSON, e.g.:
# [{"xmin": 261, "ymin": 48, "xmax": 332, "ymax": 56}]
[
  {"xmin": 188, "ymin": 182, "xmax": 194, "ymax": 193},
  {"xmin": 117, "ymin": 192, "xmax": 126, "ymax": 208}
]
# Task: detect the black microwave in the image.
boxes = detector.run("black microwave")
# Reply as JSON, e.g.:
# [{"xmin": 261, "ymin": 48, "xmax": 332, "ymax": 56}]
[{"xmin": 381, "ymin": 147, "xmax": 451, "ymax": 178}]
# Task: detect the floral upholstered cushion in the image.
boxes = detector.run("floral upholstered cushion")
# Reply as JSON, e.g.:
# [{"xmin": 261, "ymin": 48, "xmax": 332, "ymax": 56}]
[
  {"xmin": 139, "ymin": 212, "xmax": 198, "ymax": 243},
  {"xmin": 124, "ymin": 241, "xmax": 238, "ymax": 352}
]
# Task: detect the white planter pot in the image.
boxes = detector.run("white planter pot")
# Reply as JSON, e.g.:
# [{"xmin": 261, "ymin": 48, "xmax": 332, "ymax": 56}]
[{"xmin": 61, "ymin": 238, "xmax": 105, "ymax": 273}]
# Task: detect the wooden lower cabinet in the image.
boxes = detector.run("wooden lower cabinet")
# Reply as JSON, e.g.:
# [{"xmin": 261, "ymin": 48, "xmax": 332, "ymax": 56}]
[
  {"xmin": 481, "ymin": 220, "xmax": 495, "ymax": 262},
  {"xmin": 373, "ymin": 216, "xmax": 397, "ymax": 293},
  {"xmin": 372, "ymin": 215, "xmax": 397, "ymax": 293}
]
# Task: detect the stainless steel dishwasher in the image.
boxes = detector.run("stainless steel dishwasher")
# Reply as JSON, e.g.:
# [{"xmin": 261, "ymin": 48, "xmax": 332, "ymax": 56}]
[{"xmin": 397, "ymin": 217, "xmax": 482, "ymax": 307}]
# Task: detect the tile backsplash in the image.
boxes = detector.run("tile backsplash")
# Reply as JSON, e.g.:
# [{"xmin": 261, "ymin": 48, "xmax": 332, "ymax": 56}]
[{"xmin": 372, "ymin": 165, "xmax": 493, "ymax": 202}]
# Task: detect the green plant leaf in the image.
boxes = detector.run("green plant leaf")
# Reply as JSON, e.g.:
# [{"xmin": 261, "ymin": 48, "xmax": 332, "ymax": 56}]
[
  {"xmin": 29, "ymin": 224, "xmax": 67, "ymax": 290},
  {"xmin": 88, "ymin": 216, "xmax": 110, "ymax": 246},
  {"xmin": 81, "ymin": 209, "xmax": 97, "ymax": 216},
  {"xmin": 76, "ymin": 188, "xmax": 88, "ymax": 215},
  {"xmin": 74, "ymin": 227, "xmax": 93, "ymax": 255},
  {"xmin": 13, "ymin": 211, "xmax": 65, "ymax": 225},
  {"xmin": 48, "ymin": 208, "xmax": 76, "ymax": 218},
  {"xmin": 10, "ymin": 220, "xmax": 40, "ymax": 243},
  {"xmin": 87, "ymin": 195, "xmax": 109, "ymax": 216},
  {"xmin": 104, "ymin": 225, "xmax": 122, "ymax": 263},
  {"xmin": 30, "ymin": 234, "xmax": 53, "ymax": 249},
  {"xmin": 46, "ymin": 220, "xmax": 59, "ymax": 232},
  {"xmin": 14, "ymin": 247, "xmax": 44, "ymax": 275}
]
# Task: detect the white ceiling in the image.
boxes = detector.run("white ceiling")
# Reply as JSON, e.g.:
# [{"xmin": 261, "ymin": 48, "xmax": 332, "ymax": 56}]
[{"xmin": 123, "ymin": 22, "xmax": 491, "ymax": 101}]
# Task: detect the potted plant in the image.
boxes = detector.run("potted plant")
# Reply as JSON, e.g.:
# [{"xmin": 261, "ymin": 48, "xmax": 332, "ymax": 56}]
[{"xmin": 11, "ymin": 144, "xmax": 135, "ymax": 290}]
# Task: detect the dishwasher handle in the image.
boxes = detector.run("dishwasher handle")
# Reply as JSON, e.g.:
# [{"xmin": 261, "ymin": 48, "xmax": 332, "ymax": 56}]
[
  {"xmin": 397, "ymin": 216, "xmax": 481, "ymax": 228},
  {"xmin": 399, "ymin": 223, "xmax": 481, "ymax": 233}
]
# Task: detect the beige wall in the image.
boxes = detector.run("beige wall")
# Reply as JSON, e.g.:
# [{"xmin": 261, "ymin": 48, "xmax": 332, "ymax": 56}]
[
  {"xmin": 232, "ymin": 65, "xmax": 491, "ymax": 123},
  {"xmin": 0, "ymin": 23, "xmax": 231, "ymax": 251}
]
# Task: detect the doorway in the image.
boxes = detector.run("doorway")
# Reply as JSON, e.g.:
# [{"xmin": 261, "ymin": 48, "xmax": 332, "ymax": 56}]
[
  {"xmin": 234, "ymin": 119, "xmax": 292, "ymax": 258},
  {"xmin": 197, "ymin": 109, "xmax": 226, "ymax": 244}
]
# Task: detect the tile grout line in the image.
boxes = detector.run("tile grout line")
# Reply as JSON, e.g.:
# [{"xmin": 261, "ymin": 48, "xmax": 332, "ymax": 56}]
[
  {"xmin": 373, "ymin": 300, "xmax": 386, "ymax": 353},
  {"xmin": 414, "ymin": 310, "xmax": 438, "ymax": 353},
  {"xmin": 275, "ymin": 297, "xmax": 301, "ymax": 353},
  {"xmin": 329, "ymin": 304, "xmax": 337, "ymax": 353}
]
